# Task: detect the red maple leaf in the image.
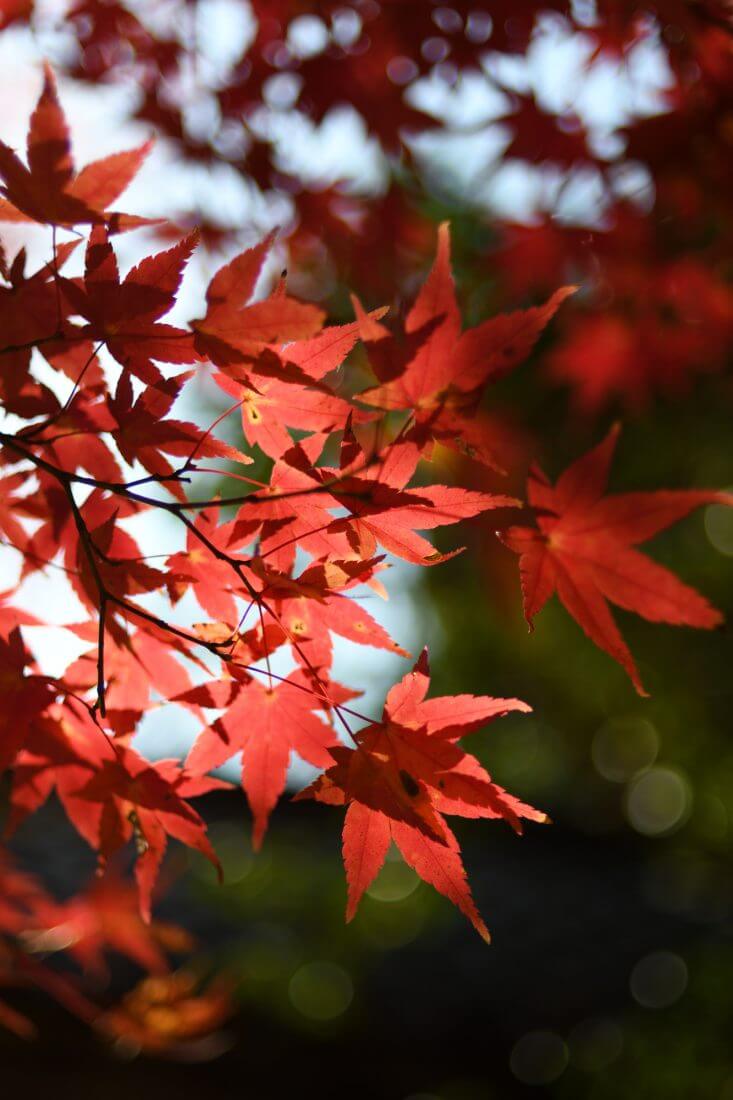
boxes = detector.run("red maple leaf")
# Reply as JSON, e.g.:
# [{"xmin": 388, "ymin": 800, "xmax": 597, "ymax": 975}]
[
  {"xmin": 324, "ymin": 422, "xmax": 519, "ymax": 565},
  {"xmin": 297, "ymin": 650, "xmax": 544, "ymax": 940},
  {"xmin": 215, "ymin": 368, "xmax": 361, "ymax": 461},
  {"xmin": 500, "ymin": 425, "xmax": 733, "ymax": 694},
  {"xmin": 0, "ymin": 241, "xmax": 105, "ymax": 417},
  {"xmin": 191, "ymin": 235, "xmax": 324, "ymax": 367},
  {"xmin": 358, "ymin": 223, "xmax": 575, "ymax": 467},
  {"xmin": 0, "ymin": 64, "xmax": 153, "ymax": 229},
  {"xmin": 109, "ymin": 370, "xmax": 252, "ymax": 492},
  {"xmin": 1, "ymin": 0, "xmax": 732, "ymax": 986},
  {"xmin": 0, "ymin": 627, "xmax": 56, "ymax": 772},
  {"xmin": 24, "ymin": 485, "xmax": 164, "ymax": 615},
  {"xmin": 61, "ymin": 226, "xmax": 200, "ymax": 383},
  {"xmin": 62, "ymin": 620, "xmax": 197, "ymax": 737},
  {"xmin": 75, "ymin": 745, "xmax": 223, "ymax": 921},
  {"xmin": 182, "ymin": 669, "xmax": 340, "ymax": 850},
  {"xmin": 250, "ymin": 554, "xmax": 409, "ymax": 669},
  {"xmin": 166, "ymin": 507, "xmax": 248, "ymax": 625},
  {"xmin": 224, "ymin": 438, "xmax": 344, "ymax": 572},
  {"xmin": 7, "ymin": 702, "xmax": 113, "ymax": 845}
]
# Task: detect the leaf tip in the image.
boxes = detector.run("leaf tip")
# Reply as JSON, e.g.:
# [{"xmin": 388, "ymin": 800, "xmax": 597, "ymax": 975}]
[
  {"xmin": 41, "ymin": 59, "xmax": 57, "ymax": 92},
  {"xmin": 477, "ymin": 922, "xmax": 492, "ymax": 945}
]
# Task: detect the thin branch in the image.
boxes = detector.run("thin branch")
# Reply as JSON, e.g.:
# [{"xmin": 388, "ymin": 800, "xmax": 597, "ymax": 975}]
[
  {"xmin": 0, "ymin": 535, "xmax": 80, "ymax": 576},
  {"xmin": 181, "ymin": 397, "xmax": 245, "ymax": 469},
  {"xmin": 20, "ymin": 341, "xmax": 104, "ymax": 441},
  {"xmin": 62, "ymin": 482, "xmax": 108, "ymax": 716},
  {"xmin": 0, "ymin": 425, "xmax": 397, "ymax": 735}
]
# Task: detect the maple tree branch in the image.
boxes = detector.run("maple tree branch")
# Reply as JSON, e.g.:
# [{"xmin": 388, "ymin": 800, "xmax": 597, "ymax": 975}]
[
  {"xmin": 96, "ymin": 594, "xmax": 108, "ymax": 717},
  {"xmin": 50, "ymin": 227, "xmax": 62, "ymax": 332},
  {"xmin": 192, "ymin": 465, "xmax": 268, "ymax": 489},
  {"xmin": 119, "ymin": 463, "xmax": 375, "ymax": 512},
  {"xmin": 111, "ymin": 592, "xmax": 376, "ymax": 726},
  {"xmin": 5, "ymin": 427, "xmax": 372, "ymax": 732},
  {"xmin": 122, "ymin": 470, "xmax": 192, "ymax": 490},
  {"xmin": 240, "ymin": 664, "xmax": 374, "ymax": 726},
  {"xmin": 62, "ymin": 483, "xmax": 108, "ymax": 716},
  {"xmin": 0, "ymin": 430, "xmax": 362, "ymax": 725},
  {"xmin": 0, "ymin": 535, "xmax": 81, "ymax": 576},
  {"xmin": 20, "ymin": 341, "xmax": 104, "ymax": 441},
  {"xmin": 0, "ymin": 429, "xmax": 382, "ymax": 732},
  {"xmin": 0, "ymin": 0, "xmax": 729, "ymax": 994},
  {"xmin": 246, "ymin": 517, "xmax": 335, "ymax": 565},
  {"xmin": 159, "ymin": 505, "xmax": 358, "ymax": 729},
  {"xmin": 0, "ymin": 422, "xmax": 404, "ymax": 522},
  {"xmin": 0, "ymin": 438, "xmax": 119, "ymax": 721},
  {"xmin": 180, "ymin": 397, "xmax": 245, "ymax": 470},
  {"xmin": 230, "ymin": 596, "xmax": 257, "ymax": 649},
  {"xmin": 255, "ymin": 598, "xmax": 273, "ymax": 691}
]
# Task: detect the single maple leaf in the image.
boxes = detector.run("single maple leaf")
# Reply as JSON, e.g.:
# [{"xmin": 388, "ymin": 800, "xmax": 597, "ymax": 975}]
[
  {"xmin": 358, "ymin": 223, "xmax": 575, "ymax": 468},
  {"xmin": 182, "ymin": 669, "xmax": 339, "ymax": 850},
  {"xmin": 0, "ymin": 63, "xmax": 154, "ymax": 228},
  {"xmin": 63, "ymin": 622, "xmax": 196, "ymax": 736},
  {"xmin": 225, "ymin": 438, "xmax": 344, "ymax": 572},
  {"xmin": 275, "ymin": 306, "xmax": 388, "ymax": 381},
  {"xmin": 253, "ymin": 555, "xmax": 410, "ymax": 669},
  {"xmin": 191, "ymin": 235, "xmax": 324, "ymax": 366},
  {"xmin": 61, "ymin": 226, "xmax": 200, "ymax": 383},
  {"xmin": 324, "ymin": 422, "xmax": 520, "ymax": 565},
  {"xmin": 109, "ymin": 370, "xmax": 252, "ymax": 496},
  {"xmin": 75, "ymin": 746, "xmax": 222, "ymax": 921},
  {"xmin": 215, "ymin": 368, "xmax": 361, "ymax": 460},
  {"xmin": 0, "ymin": 241, "xmax": 102, "ymax": 418},
  {"xmin": 500, "ymin": 425, "xmax": 733, "ymax": 694},
  {"xmin": 297, "ymin": 650, "xmax": 544, "ymax": 939},
  {"xmin": 54, "ymin": 873, "xmax": 178, "ymax": 978},
  {"xmin": 0, "ymin": 627, "xmax": 56, "ymax": 772},
  {"xmin": 166, "ymin": 507, "xmax": 248, "ymax": 625}
]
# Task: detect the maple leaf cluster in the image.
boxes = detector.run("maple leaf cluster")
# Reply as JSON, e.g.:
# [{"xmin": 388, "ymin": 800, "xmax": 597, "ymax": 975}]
[
  {"xmin": 13, "ymin": 0, "xmax": 730, "ymax": 411},
  {"xmin": 0, "ymin": 55, "xmax": 730, "ymax": 1038}
]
